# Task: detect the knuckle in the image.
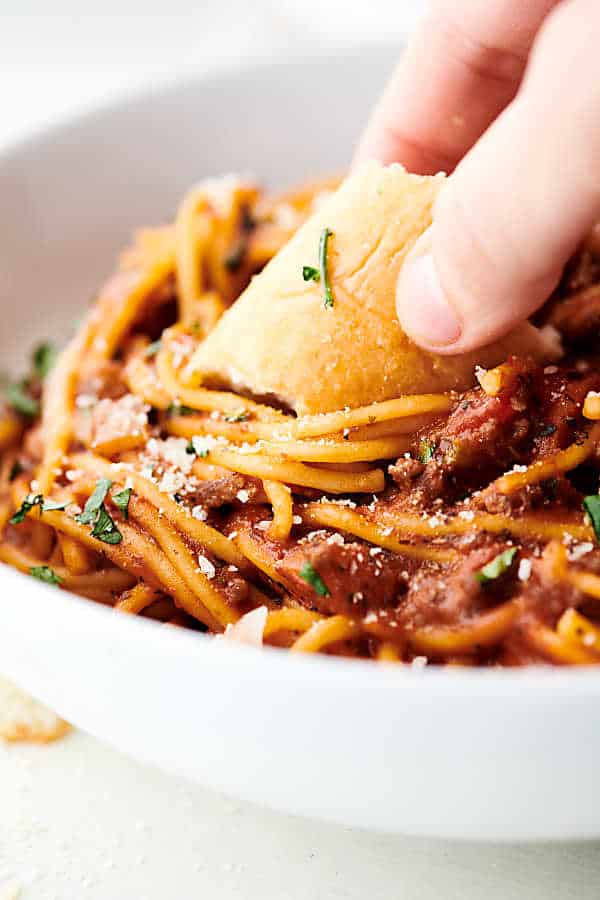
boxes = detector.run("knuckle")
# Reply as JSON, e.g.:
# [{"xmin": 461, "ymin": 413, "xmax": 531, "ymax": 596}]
[{"xmin": 430, "ymin": 3, "xmax": 528, "ymax": 88}]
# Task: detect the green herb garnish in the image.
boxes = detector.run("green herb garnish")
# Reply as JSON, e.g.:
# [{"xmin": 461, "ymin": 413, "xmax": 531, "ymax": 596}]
[
  {"xmin": 90, "ymin": 505, "xmax": 123, "ymax": 544},
  {"xmin": 10, "ymin": 494, "xmax": 44, "ymax": 525},
  {"xmin": 113, "ymin": 487, "xmax": 132, "ymax": 520},
  {"xmin": 539, "ymin": 423, "xmax": 557, "ymax": 437},
  {"xmin": 299, "ymin": 561, "xmax": 330, "ymax": 597},
  {"xmin": 168, "ymin": 402, "xmax": 195, "ymax": 417},
  {"xmin": 9, "ymin": 493, "xmax": 66, "ymax": 525},
  {"xmin": 319, "ymin": 227, "xmax": 335, "ymax": 308},
  {"xmin": 77, "ymin": 478, "xmax": 112, "ymax": 525},
  {"xmin": 76, "ymin": 477, "xmax": 123, "ymax": 543},
  {"xmin": 302, "ymin": 265, "xmax": 320, "ymax": 283},
  {"xmin": 418, "ymin": 439, "xmax": 435, "ymax": 464},
  {"xmin": 223, "ymin": 409, "xmax": 249, "ymax": 423},
  {"xmin": 32, "ymin": 342, "xmax": 58, "ymax": 380},
  {"xmin": 30, "ymin": 565, "xmax": 63, "ymax": 585},
  {"xmin": 144, "ymin": 340, "xmax": 162, "ymax": 358},
  {"xmin": 474, "ymin": 548, "xmax": 517, "ymax": 585},
  {"xmin": 583, "ymin": 495, "xmax": 600, "ymax": 542},
  {"xmin": 185, "ymin": 439, "xmax": 209, "ymax": 458},
  {"xmin": 43, "ymin": 499, "xmax": 68, "ymax": 511},
  {"xmin": 6, "ymin": 381, "xmax": 39, "ymax": 418},
  {"xmin": 8, "ymin": 460, "xmax": 23, "ymax": 482}
]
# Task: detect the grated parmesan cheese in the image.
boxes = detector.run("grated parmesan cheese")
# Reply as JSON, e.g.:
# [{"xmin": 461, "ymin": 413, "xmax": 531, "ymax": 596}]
[
  {"xmin": 518, "ymin": 559, "xmax": 532, "ymax": 582},
  {"xmin": 197, "ymin": 555, "xmax": 216, "ymax": 579},
  {"xmin": 222, "ymin": 605, "xmax": 267, "ymax": 646},
  {"xmin": 568, "ymin": 542, "xmax": 594, "ymax": 562}
]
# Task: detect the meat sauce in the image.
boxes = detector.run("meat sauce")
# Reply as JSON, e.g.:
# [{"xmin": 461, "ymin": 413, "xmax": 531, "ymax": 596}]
[
  {"xmin": 7, "ymin": 234, "xmax": 600, "ymax": 664},
  {"xmin": 209, "ymin": 344, "xmax": 600, "ymax": 663}
]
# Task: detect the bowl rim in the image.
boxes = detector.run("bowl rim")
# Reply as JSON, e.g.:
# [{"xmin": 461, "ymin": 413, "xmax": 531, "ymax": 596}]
[
  {"xmin": 0, "ymin": 41, "xmax": 396, "ymax": 167},
  {"xmin": 2, "ymin": 45, "xmax": 599, "ymax": 697}
]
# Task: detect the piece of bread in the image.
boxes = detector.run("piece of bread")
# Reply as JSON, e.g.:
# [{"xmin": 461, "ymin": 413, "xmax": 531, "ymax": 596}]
[
  {"xmin": 190, "ymin": 162, "xmax": 554, "ymax": 415},
  {"xmin": 0, "ymin": 676, "xmax": 70, "ymax": 743}
]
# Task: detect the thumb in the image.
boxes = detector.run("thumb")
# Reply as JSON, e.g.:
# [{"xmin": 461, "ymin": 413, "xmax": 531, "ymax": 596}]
[{"xmin": 396, "ymin": 0, "xmax": 600, "ymax": 354}]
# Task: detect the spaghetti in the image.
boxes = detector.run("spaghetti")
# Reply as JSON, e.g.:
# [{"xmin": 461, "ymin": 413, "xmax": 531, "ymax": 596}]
[{"xmin": 3, "ymin": 172, "xmax": 600, "ymax": 665}]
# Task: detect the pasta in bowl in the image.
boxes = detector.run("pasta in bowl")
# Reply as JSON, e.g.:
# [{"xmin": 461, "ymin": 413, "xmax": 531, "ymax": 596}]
[
  {"xmin": 2, "ymin": 160, "xmax": 600, "ymax": 668},
  {"xmin": 4, "ymin": 52, "xmax": 600, "ymax": 840}
]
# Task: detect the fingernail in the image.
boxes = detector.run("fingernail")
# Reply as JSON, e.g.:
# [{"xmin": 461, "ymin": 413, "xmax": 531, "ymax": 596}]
[{"xmin": 397, "ymin": 252, "xmax": 462, "ymax": 347}]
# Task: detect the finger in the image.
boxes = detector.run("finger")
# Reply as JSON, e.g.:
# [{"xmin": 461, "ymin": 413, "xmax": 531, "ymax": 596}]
[
  {"xmin": 355, "ymin": 0, "xmax": 559, "ymax": 174},
  {"xmin": 396, "ymin": 0, "xmax": 600, "ymax": 353}
]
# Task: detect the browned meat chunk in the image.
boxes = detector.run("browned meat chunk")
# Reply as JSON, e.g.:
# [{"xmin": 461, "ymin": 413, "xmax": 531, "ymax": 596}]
[
  {"xmin": 193, "ymin": 473, "xmax": 263, "ymax": 509},
  {"xmin": 276, "ymin": 537, "xmax": 409, "ymax": 618},
  {"xmin": 391, "ymin": 358, "xmax": 600, "ymax": 506},
  {"xmin": 398, "ymin": 544, "xmax": 515, "ymax": 629}
]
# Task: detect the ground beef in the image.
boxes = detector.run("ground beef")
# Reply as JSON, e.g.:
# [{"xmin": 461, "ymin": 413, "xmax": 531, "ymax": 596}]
[
  {"xmin": 388, "ymin": 456, "xmax": 424, "ymax": 488},
  {"xmin": 477, "ymin": 474, "xmax": 583, "ymax": 517},
  {"xmin": 276, "ymin": 537, "xmax": 411, "ymax": 618},
  {"xmin": 397, "ymin": 543, "xmax": 515, "ymax": 629},
  {"xmin": 212, "ymin": 567, "xmax": 250, "ymax": 608},
  {"xmin": 390, "ymin": 359, "xmax": 600, "ymax": 508},
  {"xmin": 192, "ymin": 473, "xmax": 264, "ymax": 509}
]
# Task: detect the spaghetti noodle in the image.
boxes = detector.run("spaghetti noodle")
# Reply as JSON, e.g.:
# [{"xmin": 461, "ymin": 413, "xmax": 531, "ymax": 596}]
[{"xmin": 3, "ymin": 172, "xmax": 600, "ymax": 665}]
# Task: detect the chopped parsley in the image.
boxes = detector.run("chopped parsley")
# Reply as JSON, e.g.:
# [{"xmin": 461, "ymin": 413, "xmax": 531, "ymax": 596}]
[
  {"xmin": 418, "ymin": 438, "xmax": 435, "ymax": 464},
  {"xmin": 6, "ymin": 381, "xmax": 39, "ymax": 418},
  {"xmin": 168, "ymin": 402, "xmax": 195, "ymax": 417},
  {"xmin": 299, "ymin": 561, "xmax": 330, "ymax": 597},
  {"xmin": 90, "ymin": 505, "xmax": 123, "ymax": 544},
  {"xmin": 302, "ymin": 265, "xmax": 320, "ymax": 283},
  {"xmin": 77, "ymin": 478, "xmax": 112, "ymax": 525},
  {"xmin": 77, "ymin": 478, "xmax": 123, "ymax": 544},
  {"xmin": 474, "ymin": 548, "xmax": 517, "ymax": 585},
  {"xmin": 223, "ymin": 409, "xmax": 249, "ymax": 423},
  {"xmin": 43, "ymin": 498, "xmax": 69, "ymax": 511},
  {"xmin": 8, "ymin": 460, "xmax": 23, "ymax": 482},
  {"xmin": 185, "ymin": 439, "xmax": 209, "ymax": 458},
  {"xmin": 30, "ymin": 565, "xmax": 63, "ymax": 585},
  {"xmin": 583, "ymin": 495, "xmax": 600, "ymax": 542},
  {"xmin": 144, "ymin": 340, "xmax": 162, "ymax": 358},
  {"xmin": 319, "ymin": 227, "xmax": 335, "ymax": 308},
  {"xmin": 10, "ymin": 493, "xmax": 67, "ymax": 525},
  {"xmin": 32, "ymin": 342, "xmax": 58, "ymax": 380},
  {"xmin": 10, "ymin": 493, "xmax": 44, "ymax": 525},
  {"xmin": 113, "ymin": 487, "xmax": 132, "ymax": 520}
]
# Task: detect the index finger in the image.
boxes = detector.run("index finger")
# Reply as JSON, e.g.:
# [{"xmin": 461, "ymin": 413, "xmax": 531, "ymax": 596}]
[{"xmin": 354, "ymin": 0, "xmax": 559, "ymax": 174}]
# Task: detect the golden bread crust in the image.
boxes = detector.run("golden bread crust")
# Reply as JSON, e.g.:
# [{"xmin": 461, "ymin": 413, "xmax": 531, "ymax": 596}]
[{"xmin": 191, "ymin": 162, "xmax": 551, "ymax": 415}]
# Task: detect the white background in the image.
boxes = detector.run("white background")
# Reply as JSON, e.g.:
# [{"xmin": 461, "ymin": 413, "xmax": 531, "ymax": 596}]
[{"xmin": 1, "ymin": 2, "xmax": 600, "ymax": 897}]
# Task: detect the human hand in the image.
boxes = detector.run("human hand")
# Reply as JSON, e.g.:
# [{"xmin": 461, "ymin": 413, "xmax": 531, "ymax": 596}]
[{"xmin": 356, "ymin": 0, "xmax": 600, "ymax": 354}]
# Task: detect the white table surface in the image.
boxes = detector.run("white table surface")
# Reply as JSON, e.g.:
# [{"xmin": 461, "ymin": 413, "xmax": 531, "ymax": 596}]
[
  {"xmin": 3, "ymin": 3, "xmax": 600, "ymax": 897},
  {"xmin": 1, "ymin": 731, "xmax": 599, "ymax": 900}
]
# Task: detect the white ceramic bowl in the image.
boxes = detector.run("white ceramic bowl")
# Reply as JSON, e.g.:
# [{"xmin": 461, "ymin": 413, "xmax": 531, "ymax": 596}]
[{"xmin": 2, "ymin": 47, "xmax": 600, "ymax": 842}]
